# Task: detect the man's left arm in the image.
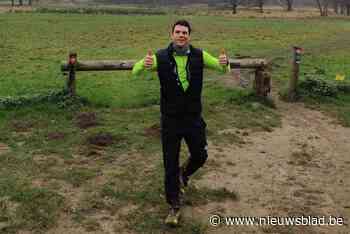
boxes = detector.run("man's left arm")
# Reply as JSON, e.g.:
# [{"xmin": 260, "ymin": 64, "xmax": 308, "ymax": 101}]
[{"xmin": 202, "ymin": 50, "xmax": 230, "ymax": 74}]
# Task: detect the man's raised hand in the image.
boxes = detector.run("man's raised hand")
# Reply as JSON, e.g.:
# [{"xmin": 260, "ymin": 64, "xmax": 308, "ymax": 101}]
[
  {"xmin": 144, "ymin": 49, "xmax": 154, "ymax": 69},
  {"xmin": 219, "ymin": 48, "xmax": 228, "ymax": 66}
]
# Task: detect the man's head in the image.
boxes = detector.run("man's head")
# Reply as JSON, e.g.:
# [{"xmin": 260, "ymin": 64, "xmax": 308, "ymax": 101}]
[{"xmin": 171, "ymin": 20, "xmax": 191, "ymax": 48}]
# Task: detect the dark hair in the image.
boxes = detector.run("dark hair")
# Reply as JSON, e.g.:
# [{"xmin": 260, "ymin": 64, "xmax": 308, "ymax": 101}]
[{"xmin": 172, "ymin": 20, "xmax": 191, "ymax": 35}]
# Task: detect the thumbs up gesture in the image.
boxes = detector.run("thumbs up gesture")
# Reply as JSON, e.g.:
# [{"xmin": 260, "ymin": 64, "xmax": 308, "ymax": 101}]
[
  {"xmin": 219, "ymin": 48, "xmax": 228, "ymax": 66},
  {"xmin": 144, "ymin": 49, "xmax": 154, "ymax": 69}
]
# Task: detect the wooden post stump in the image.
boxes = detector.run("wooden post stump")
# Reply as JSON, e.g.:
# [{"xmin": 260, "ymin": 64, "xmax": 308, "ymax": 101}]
[
  {"xmin": 254, "ymin": 66, "xmax": 271, "ymax": 97},
  {"xmin": 288, "ymin": 46, "xmax": 303, "ymax": 101},
  {"xmin": 67, "ymin": 52, "xmax": 77, "ymax": 96}
]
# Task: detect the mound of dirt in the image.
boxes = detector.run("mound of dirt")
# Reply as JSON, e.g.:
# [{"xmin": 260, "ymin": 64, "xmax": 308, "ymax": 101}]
[
  {"xmin": 11, "ymin": 120, "xmax": 34, "ymax": 132},
  {"xmin": 0, "ymin": 143, "xmax": 10, "ymax": 156},
  {"xmin": 76, "ymin": 112, "xmax": 99, "ymax": 129},
  {"xmin": 47, "ymin": 132, "xmax": 66, "ymax": 140},
  {"xmin": 144, "ymin": 123, "xmax": 161, "ymax": 138},
  {"xmin": 86, "ymin": 133, "xmax": 115, "ymax": 147}
]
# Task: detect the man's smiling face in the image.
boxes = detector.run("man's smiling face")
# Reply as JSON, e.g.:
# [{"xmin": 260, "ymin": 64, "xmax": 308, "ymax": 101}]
[{"xmin": 171, "ymin": 25, "xmax": 190, "ymax": 48}]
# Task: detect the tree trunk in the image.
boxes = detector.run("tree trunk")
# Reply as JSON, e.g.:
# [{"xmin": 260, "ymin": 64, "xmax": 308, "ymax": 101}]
[
  {"xmin": 334, "ymin": 0, "xmax": 338, "ymax": 13},
  {"xmin": 258, "ymin": 0, "xmax": 264, "ymax": 13},
  {"xmin": 232, "ymin": 0, "xmax": 238, "ymax": 14},
  {"xmin": 324, "ymin": 4, "xmax": 329, "ymax": 16},
  {"xmin": 232, "ymin": 5, "xmax": 237, "ymax": 14},
  {"xmin": 316, "ymin": 0, "xmax": 329, "ymax": 16},
  {"xmin": 19, "ymin": 0, "xmax": 23, "ymax": 6},
  {"xmin": 316, "ymin": 0, "xmax": 323, "ymax": 15},
  {"xmin": 11, "ymin": 0, "xmax": 14, "ymax": 6},
  {"xmin": 286, "ymin": 0, "xmax": 293, "ymax": 11},
  {"xmin": 340, "ymin": 1, "xmax": 344, "ymax": 14}
]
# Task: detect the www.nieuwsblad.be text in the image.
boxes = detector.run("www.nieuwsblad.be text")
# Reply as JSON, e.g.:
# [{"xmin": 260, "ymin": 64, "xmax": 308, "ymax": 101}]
[{"xmin": 209, "ymin": 215, "xmax": 345, "ymax": 227}]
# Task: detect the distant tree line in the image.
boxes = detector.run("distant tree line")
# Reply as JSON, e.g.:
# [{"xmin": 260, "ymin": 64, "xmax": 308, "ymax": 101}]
[
  {"xmin": 332, "ymin": 0, "xmax": 350, "ymax": 15},
  {"xmin": 7, "ymin": 0, "xmax": 350, "ymax": 16},
  {"xmin": 226, "ymin": 0, "xmax": 350, "ymax": 16},
  {"xmin": 111, "ymin": 0, "xmax": 350, "ymax": 16},
  {"xmin": 10, "ymin": 0, "xmax": 32, "ymax": 6}
]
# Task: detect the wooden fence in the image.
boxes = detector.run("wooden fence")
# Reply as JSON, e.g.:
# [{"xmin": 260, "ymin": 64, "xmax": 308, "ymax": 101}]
[{"xmin": 61, "ymin": 52, "xmax": 271, "ymax": 97}]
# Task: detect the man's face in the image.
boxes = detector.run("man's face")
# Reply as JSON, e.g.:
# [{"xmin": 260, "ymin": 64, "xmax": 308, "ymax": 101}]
[{"xmin": 171, "ymin": 25, "xmax": 190, "ymax": 47}]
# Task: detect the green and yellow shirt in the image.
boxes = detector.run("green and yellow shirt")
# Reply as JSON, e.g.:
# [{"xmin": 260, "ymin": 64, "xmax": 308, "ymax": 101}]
[{"xmin": 132, "ymin": 50, "xmax": 230, "ymax": 91}]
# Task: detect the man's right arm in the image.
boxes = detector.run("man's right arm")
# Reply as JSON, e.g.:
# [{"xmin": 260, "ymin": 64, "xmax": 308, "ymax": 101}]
[{"xmin": 132, "ymin": 55, "xmax": 158, "ymax": 77}]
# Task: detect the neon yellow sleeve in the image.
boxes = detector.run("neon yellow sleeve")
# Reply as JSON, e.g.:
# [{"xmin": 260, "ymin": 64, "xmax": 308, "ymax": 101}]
[
  {"xmin": 203, "ymin": 50, "xmax": 230, "ymax": 74},
  {"xmin": 131, "ymin": 55, "xmax": 158, "ymax": 77}
]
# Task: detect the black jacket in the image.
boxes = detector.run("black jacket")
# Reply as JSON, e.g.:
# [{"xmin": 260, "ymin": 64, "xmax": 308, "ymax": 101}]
[{"xmin": 156, "ymin": 43, "xmax": 204, "ymax": 118}]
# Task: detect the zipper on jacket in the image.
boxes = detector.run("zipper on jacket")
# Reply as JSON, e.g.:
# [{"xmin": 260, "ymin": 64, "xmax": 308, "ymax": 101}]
[
  {"xmin": 173, "ymin": 59, "xmax": 185, "ymax": 92},
  {"xmin": 185, "ymin": 57, "xmax": 191, "ymax": 83}
]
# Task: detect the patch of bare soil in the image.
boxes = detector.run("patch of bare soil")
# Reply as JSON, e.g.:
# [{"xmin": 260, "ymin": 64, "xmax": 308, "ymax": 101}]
[
  {"xmin": 47, "ymin": 132, "xmax": 66, "ymax": 140},
  {"xmin": 182, "ymin": 94, "xmax": 350, "ymax": 233},
  {"xmin": 0, "ymin": 6, "xmax": 33, "ymax": 13},
  {"xmin": 45, "ymin": 153, "xmax": 143, "ymax": 234},
  {"xmin": 84, "ymin": 132, "xmax": 126, "ymax": 158},
  {"xmin": 0, "ymin": 143, "xmax": 10, "ymax": 156},
  {"xmin": 11, "ymin": 120, "xmax": 34, "ymax": 132},
  {"xmin": 47, "ymin": 203, "xmax": 138, "ymax": 234},
  {"xmin": 76, "ymin": 112, "xmax": 99, "ymax": 129},
  {"xmin": 86, "ymin": 133, "xmax": 116, "ymax": 147},
  {"xmin": 144, "ymin": 123, "xmax": 161, "ymax": 138}
]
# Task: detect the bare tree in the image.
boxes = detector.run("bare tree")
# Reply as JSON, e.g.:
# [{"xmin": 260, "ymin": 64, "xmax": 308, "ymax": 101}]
[
  {"xmin": 232, "ymin": 0, "xmax": 265, "ymax": 13},
  {"xmin": 341, "ymin": 0, "xmax": 345, "ymax": 13},
  {"xmin": 230, "ymin": 0, "xmax": 264, "ymax": 14},
  {"xmin": 316, "ymin": 0, "xmax": 330, "ymax": 16},
  {"xmin": 275, "ymin": 0, "xmax": 294, "ymax": 11},
  {"xmin": 333, "ymin": 0, "xmax": 339, "ymax": 13},
  {"xmin": 230, "ymin": 0, "xmax": 241, "ymax": 14},
  {"xmin": 257, "ymin": 0, "xmax": 264, "ymax": 13},
  {"xmin": 332, "ymin": 0, "xmax": 349, "ymax": 14},
  {"xmin": 285, "ymin": 0, "xmax": 294, "ymax": 11},
  {"xmin": 342, "ymin": 0, "xmax": 350, "ymax": 15}
]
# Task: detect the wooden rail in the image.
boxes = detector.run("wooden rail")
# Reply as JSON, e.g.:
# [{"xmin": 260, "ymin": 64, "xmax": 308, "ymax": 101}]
[
  {"xmin": 61, "ymin": 59, "xmax": 268, "ymax": 71},
  {"xmin": 61, "ymin": 53, "xmax": 271, "ymax": 97}
]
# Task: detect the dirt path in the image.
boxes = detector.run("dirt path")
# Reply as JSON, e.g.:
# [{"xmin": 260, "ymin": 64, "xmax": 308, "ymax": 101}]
[
  {"xmin": 0, "ymin": 6, "xmax": 33, "ymax": 13},
  {"xmin": 183, "ymin": 94, "xmax": 350, "ymax": 233}
]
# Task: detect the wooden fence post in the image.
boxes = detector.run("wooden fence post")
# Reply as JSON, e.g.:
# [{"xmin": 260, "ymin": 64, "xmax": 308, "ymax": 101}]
[
  {"xmin": 254, "ymin": 65, "xmax": 271, "ymax": 97},
  {"xmin": 288, "ymin": 46, "xmax": 303, "ymax": 101},
  {"xmin": 67, "ymin": 52, "xmax": 77, "ymax": 96}
]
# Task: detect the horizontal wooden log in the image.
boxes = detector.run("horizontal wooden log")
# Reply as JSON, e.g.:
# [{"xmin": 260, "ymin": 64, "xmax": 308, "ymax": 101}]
[
  {"xmin": 61, "ymin": 60, "xmax": 135, "ymax": 71},
  {"xmin": 61, "ymin": 59, "xmax": 268, "ymax": 72},
  {"xmin": 229, "ymin": 59, "xmax": 268, "ymax": 68}
]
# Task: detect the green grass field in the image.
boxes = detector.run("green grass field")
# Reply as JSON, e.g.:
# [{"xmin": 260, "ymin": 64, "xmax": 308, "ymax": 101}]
[{"xmin": 0, "ymin": 12, "xmax": 350, "ymax": 233}]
